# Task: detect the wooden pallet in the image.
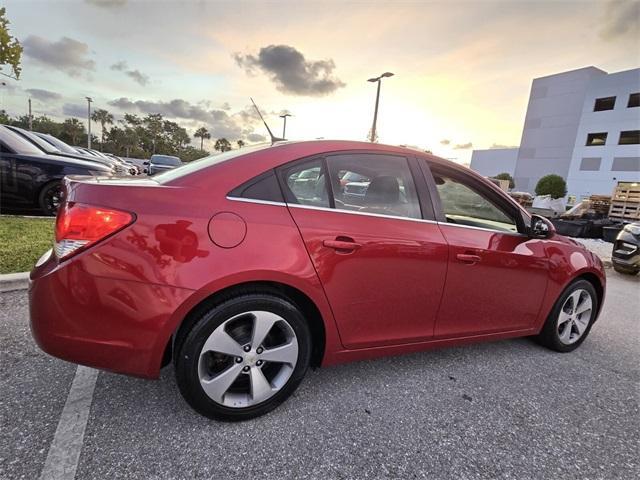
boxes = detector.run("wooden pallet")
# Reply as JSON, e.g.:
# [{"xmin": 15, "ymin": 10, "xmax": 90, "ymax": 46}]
[{"xmin": 608, "ymin": 182, "xmax": 640, "ymax": 221}]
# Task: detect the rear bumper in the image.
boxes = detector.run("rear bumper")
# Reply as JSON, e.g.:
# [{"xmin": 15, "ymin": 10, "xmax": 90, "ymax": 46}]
[{"xmin": 29, "ymin": 251, "xmax": 193, "ymax": 378}]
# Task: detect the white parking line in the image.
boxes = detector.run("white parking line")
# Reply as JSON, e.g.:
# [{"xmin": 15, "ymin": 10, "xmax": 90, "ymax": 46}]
[{"xmin": 39, "ymin": 366, "xmax": 98, "ymax": 480}]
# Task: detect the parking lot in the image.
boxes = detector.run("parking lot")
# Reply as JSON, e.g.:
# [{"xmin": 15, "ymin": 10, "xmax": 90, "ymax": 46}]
[{"xmin": 0, "ymin": 270, "xmax": 638, "ymax": 480}]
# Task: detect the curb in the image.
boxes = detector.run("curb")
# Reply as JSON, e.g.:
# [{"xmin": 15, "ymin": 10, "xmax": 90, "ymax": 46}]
[{"xmin": 0, "ymin": 271, "xmax": 30, "ymax": 293}]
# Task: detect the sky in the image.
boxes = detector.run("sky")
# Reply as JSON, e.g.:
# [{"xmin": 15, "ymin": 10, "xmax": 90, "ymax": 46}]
[{"xmin": 0, "ymin": 0, "xmax": 637, "ymax": 163}]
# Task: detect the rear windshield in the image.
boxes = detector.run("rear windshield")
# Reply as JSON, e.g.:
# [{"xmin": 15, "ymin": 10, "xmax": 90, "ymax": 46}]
[{"xmin": 154, "ymin": 144, "xmax": 271, "ymax": 184}]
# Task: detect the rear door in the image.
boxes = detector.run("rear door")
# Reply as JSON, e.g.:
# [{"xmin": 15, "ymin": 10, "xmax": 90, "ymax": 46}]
[
  {"xmin": 422, "ymin": 162, "xmax": 550, "ymax": 337},
  {"xmin": 279, "ymin": 152, "xmax": 449, "ymax": 349}
]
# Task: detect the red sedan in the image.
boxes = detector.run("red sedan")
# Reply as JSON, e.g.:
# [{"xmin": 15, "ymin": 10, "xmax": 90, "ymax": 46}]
[{"xmin": 29, "ymin": 140, "xmax": 605, "ymax": 420}]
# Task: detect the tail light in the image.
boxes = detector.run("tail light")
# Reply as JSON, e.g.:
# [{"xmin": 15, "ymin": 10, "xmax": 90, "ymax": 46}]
[{"xmin": 54, "ymin": 202, "xmax": 135, "ymax": 260}]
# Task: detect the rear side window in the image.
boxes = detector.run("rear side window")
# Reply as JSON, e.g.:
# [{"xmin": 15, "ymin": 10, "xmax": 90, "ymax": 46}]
[
  {"xmin": 326, "ymin": 153, "xmax": 422, "ymax": 220},
  {"xmin": 228, "ymin": 170, "xmax": 284, "ymax": 203},
  {"xmin": 278, "ymin": 158, "xmax": 329, "ymax": 207}
]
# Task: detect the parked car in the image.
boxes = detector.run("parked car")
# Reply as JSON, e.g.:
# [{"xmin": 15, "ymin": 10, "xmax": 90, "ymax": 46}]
[
  {"xmin": 3, "ymin": 125, "xmax": 119, "ymax": 176},
  {"xmin": 30, "ymin": 140, "xmax": 605, "ymax": 420},
  {"xmin": 73, "ymin": 146, "xmax": 139, "ymax": 175},
  {"xmin": 611, "ymin": 222, "xmax": 640, "ymax": 275},
  {"xmin": 148, "ymin": 154, "xmax": 182, "ymax": 175},
  {"xmin": 0, "ymin": 125, "xmax": 112, "ymax": 215}
]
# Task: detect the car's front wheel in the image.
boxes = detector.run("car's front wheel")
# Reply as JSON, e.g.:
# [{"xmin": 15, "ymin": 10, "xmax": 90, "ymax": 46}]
[
  {"xmin": 535, "ymin": 279, "xmax": 599, "ymax": 352},
  {"xmin": 38, "ymin": 181, "xmax": 63, "ymax": 216},
  {"xmin": 175, "ymin": 293, "xmax": 311, "ymax": 421}
]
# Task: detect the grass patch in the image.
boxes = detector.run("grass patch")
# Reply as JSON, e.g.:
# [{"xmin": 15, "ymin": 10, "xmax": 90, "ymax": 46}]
[{"xmin": 0, "ymin": 216, "xmax": 55, "ymax": 274}]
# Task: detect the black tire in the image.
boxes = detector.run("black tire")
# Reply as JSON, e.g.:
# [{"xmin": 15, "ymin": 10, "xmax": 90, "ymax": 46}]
[
  {"xmin": 38, "ymin": 181, "xmax": 63, "ymax": 216},
  {"xmin": 535, "ymin": 279, "xmax": 599, "ymax": 353},
  {"xmin": 613, "ymin": 264, "xmax": 640, "ymax": 276},
  {"xmin": 174, "ymin": 293, "xmax": 311, "ymax": 421}
]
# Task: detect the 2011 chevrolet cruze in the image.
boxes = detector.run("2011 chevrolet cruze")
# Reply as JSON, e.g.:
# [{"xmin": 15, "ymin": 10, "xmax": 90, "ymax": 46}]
[{"xmin": 29, "ymin": 140, "xmax": 606, "ymax": 420}]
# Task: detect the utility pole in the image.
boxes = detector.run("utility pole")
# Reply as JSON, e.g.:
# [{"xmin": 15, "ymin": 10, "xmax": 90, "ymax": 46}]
[
  {"xmin": 367, "ymin": 72, "xmax": 394, "ymax": 142},
  {"xmin": 86, "ymin": 97, "xmax": 93, "ymax": 149},
  {"xmin": 0, "ymin": 81, "xmax": 6, "ymax": 113},
  {"xmin": 28, "ymin": 98, "xmax": 33, "ymax": 131},
  {"xmin": 279, "ymin": 113, "xmax": 292, "ymax": 139}
]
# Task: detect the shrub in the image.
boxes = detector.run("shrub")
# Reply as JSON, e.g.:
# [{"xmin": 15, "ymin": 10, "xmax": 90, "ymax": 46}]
[
  {"xmin": 535, "ymin": 174, "xmax": 567, "ymax": 199},
  {"xmin": 494, "ymin": 172, "xmax": 514, "ymax": 189}
]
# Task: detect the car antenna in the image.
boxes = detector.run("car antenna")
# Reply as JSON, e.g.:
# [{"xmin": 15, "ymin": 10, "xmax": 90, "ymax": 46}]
[{"xmin": 250, "ymin": 97, "xmax": 285, "ymax": 144}]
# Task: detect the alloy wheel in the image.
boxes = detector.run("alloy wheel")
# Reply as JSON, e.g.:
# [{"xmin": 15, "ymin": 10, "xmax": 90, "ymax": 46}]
[
  {"xmin": 198, "ymin": 311, "xmax": 299, "ymax": 408},
  {"xmin": 556, "ymin": 289, "xmax": 593, "ymax": 345}
]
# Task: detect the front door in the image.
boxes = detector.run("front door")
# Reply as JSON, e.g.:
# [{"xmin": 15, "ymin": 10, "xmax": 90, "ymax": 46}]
[
  {"xmin": 279, "ymin": 153, "xmax": 449, "ymax": 349},
  {"xmin": 426, "ymin": 164, "xmax": 549, "ymax": 337}
]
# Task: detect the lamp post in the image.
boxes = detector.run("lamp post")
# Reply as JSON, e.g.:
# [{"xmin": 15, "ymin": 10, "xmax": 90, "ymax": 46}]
[
  {"xmin": 86, "ymin": 96, "xmax": 93, "ymax": 149},
  {"xmin": 280, "ymin": 112, "xmax": 292, "ymax": 139},
  {"xmin": 367, "ymin": 72, "xmax": 394, "ymax": 142}
]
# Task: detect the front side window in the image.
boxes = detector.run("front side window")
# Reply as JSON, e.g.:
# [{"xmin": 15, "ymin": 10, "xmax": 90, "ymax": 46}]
[
  {"xmin": 326, "ymin": 153, "xmax": 422, "ymax": 219},
  {"xmin": 431, "ymin": 170, "xmax": 518, "ymax": 233}
]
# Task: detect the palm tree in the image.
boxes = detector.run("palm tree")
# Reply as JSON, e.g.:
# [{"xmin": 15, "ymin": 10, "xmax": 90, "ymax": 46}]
[
  {"xmin": 214, "ymin": 138, "xmax": 232, "ymax": 152},
  {"xmin": 90, "ymin": 109, "xmax": 114, "ymax": 150},
  {"xmin": 237, "ymin": 139, "xmax": 245, "ymax": 149},
  {"xmin": 193, "ymin": 127, "xmax": 211, "ymax": 150}
]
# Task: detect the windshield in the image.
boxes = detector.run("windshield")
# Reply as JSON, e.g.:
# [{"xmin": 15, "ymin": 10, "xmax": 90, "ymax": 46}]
[
  {"xmin": 37, "ymin": 133, "xmax": 80, "ymax": 154},
  {"xmin": 0, "ymin": 126, "xmax": 45, "ymax": 155},
  {"xmin": 154, "ymin": 144, "xmax": 271, "ymax": 184}
]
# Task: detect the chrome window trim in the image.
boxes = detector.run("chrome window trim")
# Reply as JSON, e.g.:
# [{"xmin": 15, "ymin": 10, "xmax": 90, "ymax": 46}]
[
  {"xmin": 436, "ymin": 220, "xmax": 526, "ymax": 237},
  {"xmin": 287, "ymin": 203, "xmax": 438, "ymax": 224},
  {"xmin": 226, "ymin": 196, "xmax": 287, "ymax": 207},
  {"xmin": 226, "ymin": 195, "xmax": 527, "ymax": 235}
]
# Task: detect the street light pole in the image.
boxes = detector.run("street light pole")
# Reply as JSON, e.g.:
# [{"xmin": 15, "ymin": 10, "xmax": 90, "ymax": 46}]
[
  {"xmin": 367, "ymin": 72, "xmax": 394, "ymax": 142},
  {"xmin": 86, "ymin": 96, "xmax": 93, "ymax": 149},
  {"xmin": 280, "ymin": 113, "xmax": 292, "ymax": 139}
]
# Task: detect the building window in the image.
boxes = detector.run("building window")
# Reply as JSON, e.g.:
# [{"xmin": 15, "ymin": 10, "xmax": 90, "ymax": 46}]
[
  {"xmin": 619, "ymin": 130, "xmax": 640, "ymax": 145},
  {"xmin": 593, "ymin": 96, "xmax": 616, "ymax": 111},
  {"xmin": 579, "ymin": 157, "xmax": 601, "ymax": 171},
  {"xmin": 628, "ymin": 93, "xmax": 640, "ymax": 108},
  {"xmin": 586, "ymin": 132, "xmax": 607, "ymax": 146},
  {"xmin": 611, "ymin": 157, "xmax": 640, "ymax": 172}
]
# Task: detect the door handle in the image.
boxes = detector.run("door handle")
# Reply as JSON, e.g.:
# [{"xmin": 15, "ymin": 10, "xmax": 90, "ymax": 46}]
[
  {"xmin": 323, "ymin": 239, "xmax": 362, "ymax": 252},
  {"xmin": 456, "ymin": 253, "xmax": 482, "ymax": 264}
]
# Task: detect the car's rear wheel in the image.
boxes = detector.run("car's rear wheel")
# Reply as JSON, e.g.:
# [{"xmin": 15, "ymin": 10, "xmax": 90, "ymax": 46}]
[
  {"xmin": 175, "ymin": 293, "xmax": 311, "ymax": 421},
  {"xmin": 38, "ymin": 181, "xmax": 63, "ymax": 216},
  {"xmin": 535, "ymin": 279, "xmax": 598, "ymax": 352}
]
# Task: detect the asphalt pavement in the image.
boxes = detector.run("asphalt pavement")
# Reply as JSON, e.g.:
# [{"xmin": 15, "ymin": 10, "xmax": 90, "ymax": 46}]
[{"xmin": 1, "ymin": 271, "xmax": 638, "ymax": 480}]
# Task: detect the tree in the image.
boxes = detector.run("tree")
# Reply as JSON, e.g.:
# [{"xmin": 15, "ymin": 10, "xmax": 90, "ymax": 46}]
[
  {"xmin": 193, "ymin": 127, "xmax": 211, "ymax": 150},
  {"xmin": 214, "ymin": 138, "xmax": 232, "ymax": 152},
  {"xmin": 494, "ymin": 172, "xmax": 515, "ymax": 189},
  {"xmin": 143, "ymin": 113, "xmax": 163, "ymax": 153},
  {"xmin": 535, "ymin": 174, "xmax": 567, "ymax": 199},
  {"xmin": 0, "ymin": 7, "xmax": 22, "ymax": 79},
  {"xmin": 90, "ymin": 109, "xmax": 114, "ymax": 149},
  {"xmin": 237, "ymin": 139, "xmax": 245, "ymax": 149},
  {"xmin": 60, "ymin": 118, "xmax": 85, "ymax": 145}
]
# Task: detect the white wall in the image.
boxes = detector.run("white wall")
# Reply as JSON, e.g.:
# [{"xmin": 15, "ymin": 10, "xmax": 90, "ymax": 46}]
[
  {"xmin": 470, "ymin": 148, "xmax": 519, "ymax": 178},
  {"xmin": 566, "ymin": 68, "xmax": 640, "ymax": 199},
  {"xmin": 513, "ymin": 67, "xmax": 607, "ymax": 193}
]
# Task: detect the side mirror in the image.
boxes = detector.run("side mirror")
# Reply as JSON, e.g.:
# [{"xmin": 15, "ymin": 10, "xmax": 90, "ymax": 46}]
[
  {"xmin": 530, "ymin": 214, "xmax": 555, "ymax": 239},
  {"xmin": 143, "ymin": 161, "xmax": 150, "ymax": 166}
]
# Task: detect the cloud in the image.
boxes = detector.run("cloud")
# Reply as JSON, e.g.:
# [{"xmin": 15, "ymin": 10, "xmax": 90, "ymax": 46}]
[
  {"xmin": 600, "ymin": 0, "xmax": 640, "ymax": 40},
  {"xmin": 107, "ymin": 97, "xmax": 262, "ymax": 139},
  {"xmin": 440, "ymin": 139, "xmax": 451, "ymax": 145},
  {"xmin": 25, "ymin": 88, "xmax": 62, "ymax": 102},
  {"xmin": 453, "ymin": 142, "xmax": 473, "ymax": 150},
  {"xmin": 110, "ymin": 61, "xmax": 150, "ymax": 86},
  {"xmin": 246, "ymin": 133, "xmax": 267, "ymax": 143},
  {"xmin": 490, "ymin": 143, "xmax": 518, "ymax": 149},
  {"xmin": 23, "ymin": 36, "xmax": 95, "ymax": 77},
  {"xmin": 63, "ymin": 103, "xmax": 88, "ymax": 117},
  {"xmin": 234, "ymin": 45, "xmax": 345, "ymax": 96},
  {"xmin": 85, "ymin": 0, "xmax": 127, "ymax": 7}
]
